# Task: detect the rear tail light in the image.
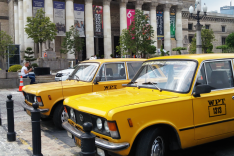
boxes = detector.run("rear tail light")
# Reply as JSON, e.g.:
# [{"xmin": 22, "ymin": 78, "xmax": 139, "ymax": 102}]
[{"xmin": 107, "ymin": 121, "xmax": 120, "ymax": 139}]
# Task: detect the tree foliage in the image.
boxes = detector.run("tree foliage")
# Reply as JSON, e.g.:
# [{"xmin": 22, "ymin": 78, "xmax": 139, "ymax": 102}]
[
  {"xmin": 0, "ymin": 30, "xmax": 15, "ymax": 69},
  {"xmin": 25, "ymin": 9, "xmax": 57, "ymax": 57},
  {"xmin": 24, "ymin": 47, "xmax": 37, "ymax": 63},
  {"xmin": 226, "ymin": 33, "xmax": 234, "ymax": 48},
  {"xmin": 172, "ymin": 47, "xmax": 187, "ymax": 55},
  {"xmin": 216, "ymin": 45, "xmax": 234, "ymax": 53},
  {"xmin": 116, "ymin": 10, "xmax": 156, "ymax": 57},
  {"xmin": 60, "ymin": 25, "xmax": 84, "ymax": 58},
  {"xmin": 189, "ymin": 28, "xmax": 215, "ymax": 54}
]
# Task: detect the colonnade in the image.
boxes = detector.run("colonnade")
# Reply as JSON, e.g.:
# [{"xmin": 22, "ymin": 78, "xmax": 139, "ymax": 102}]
[{"xmin": 14, "ymin": 0, "xmax": 183, "ymax": 59}]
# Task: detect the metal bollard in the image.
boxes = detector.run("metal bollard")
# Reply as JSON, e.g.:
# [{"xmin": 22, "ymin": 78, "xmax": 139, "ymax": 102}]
[
  {"xmin": 80, "ymin": 122, "xmax": 96, "ymax": 156},
  {"xmin": 6, "ymin": 94, "xmax": 16, "ymax": 142},
  {"xmin": 31, "ymin": 102, "xmax": 43, "ymax": 156},
  {"xmin": 0, "ymin": 105, "xmax": 2, "ymax": 126}
]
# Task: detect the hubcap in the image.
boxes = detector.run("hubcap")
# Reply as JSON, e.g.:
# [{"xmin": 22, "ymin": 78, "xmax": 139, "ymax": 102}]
[
  {"xmin": 61, "ymin": 109, "xmax": 67, "ymax": 123},
  {"xmin": 151, "ymin": 136, "xmax": 164, "ymax": 156}
]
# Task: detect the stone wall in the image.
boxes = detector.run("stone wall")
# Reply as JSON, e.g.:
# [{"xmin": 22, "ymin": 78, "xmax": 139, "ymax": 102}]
[{"xmin": 37, "ymin": 58, "xmax": 69, "ymax": 71}]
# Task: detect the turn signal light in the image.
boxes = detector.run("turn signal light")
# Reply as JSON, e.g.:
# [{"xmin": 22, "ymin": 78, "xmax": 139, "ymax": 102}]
[
  {"xmin": 36, "ymin": 97, "xmax": 42, "ymax": 102},
  {"xmin": 107, "ymin": 121, "xmax": 120, "ymax": 139},
  {"xmin": 127, "ymin": 118, "xmax": 133, "ymax": 127},
  {"xmin": 48, "ymin": 95, "xmax": 52, "ymax": 100},
  {"xmin": 107, "ymin": 122, "xmax": 117, "ymax": 131}
]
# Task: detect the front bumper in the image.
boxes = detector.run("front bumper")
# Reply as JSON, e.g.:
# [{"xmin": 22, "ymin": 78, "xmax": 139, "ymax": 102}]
[
  {"xmin": 62, "ymin": 121, "xmax": 130, "ymax": 152},
  {"xmin": 21, "ymin": 101, "xmax": 49, "ymax": 113}
]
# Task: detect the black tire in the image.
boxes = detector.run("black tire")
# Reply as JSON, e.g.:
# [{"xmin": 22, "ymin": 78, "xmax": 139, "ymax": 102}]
[
  {"xmin": 40, "ymin": 117, "xmax": 50, "ymax": 121},
  {"xmin": 135, "ymin": 127, "xmax": 169, "ymax": 156},
  {"xmin": 53, "ymin": 103, "xmax": 65, "ymax": 129}
]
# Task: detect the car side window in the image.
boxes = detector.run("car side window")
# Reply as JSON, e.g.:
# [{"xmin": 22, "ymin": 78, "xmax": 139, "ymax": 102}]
[
  {"xmin": 127, "ymin": 62, "xmax": 143, "ymax": 79},
  {"xmin": 96, "ymin": 63, "xmax": 126, "ymax": 82},
  {"xmin": 205, "ymin": 60, "xmax": 234, "ymax": 90},
  {"xmin": 195, "ymin": 64, "xmax": 207, "ymax": 86}
]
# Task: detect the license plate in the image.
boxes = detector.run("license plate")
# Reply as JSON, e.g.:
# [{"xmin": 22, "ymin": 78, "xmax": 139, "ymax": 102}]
[
  {"xmin": 67, "ymin": 131, "xmax": 72, "ymax": 138},
  {"xmin": 74, "ymin": 137, "xmax": 81, "ymax": 147},
  {"xmin": 26, "ymin": 110, "xmax": 31, "ymax": 116}
]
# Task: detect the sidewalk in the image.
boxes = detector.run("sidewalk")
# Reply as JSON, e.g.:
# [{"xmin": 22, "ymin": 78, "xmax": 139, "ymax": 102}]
[{"xmin": 0, "ymin": 88, "xmax": 81, "ymax": 156}]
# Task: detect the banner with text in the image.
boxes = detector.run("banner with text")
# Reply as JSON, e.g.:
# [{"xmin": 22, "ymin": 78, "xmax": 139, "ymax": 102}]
[
  {"xmin": 170, "ymin": 13, "xmax": 176, "ymax": 39},
  {"xmin": 54, "ymin": 1, "xmax": 66, "ymax": 36},
  {"xmin": 74, "ymin": 4, "xmax": 85, "ymax": 37},
  {"xmin": 33, "ymin": 0, "xmax": 44, "ymax": 17},
  {"xmin": 157, "ymin": 12, "xmax": 164, "ymax": 40},
  {"xmin": 127, "ymin": 9, "xmax": 135, "ymax": 29},
  {"xmin": 93, "ymin": 5, "xmax": 103, "ymax": 37}
]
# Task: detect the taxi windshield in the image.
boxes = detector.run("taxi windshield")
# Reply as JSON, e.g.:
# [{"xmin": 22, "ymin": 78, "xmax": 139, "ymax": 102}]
[
  {"xmin": 69, "ymin": 63, "xmax": 99, "ymax": 82},
  {"xmin": 132, "ymin": 60, "xmax": 197, "ymax": 93}
]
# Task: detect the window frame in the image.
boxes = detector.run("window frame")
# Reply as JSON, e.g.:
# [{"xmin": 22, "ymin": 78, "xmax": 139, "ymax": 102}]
[
  {"xmin": 222, "ymin": 26, "xmax": 226, "ymax": 32},
  {"xmin": 126, "ymin": 61, "xmax": 143, "ymax": 80},
  {"xmin": 95, "ymin": 62, "xmax": 127, "ymax": 82},
  {"xmin": 191, "ymin": 59, "xmax": 234, "ymax": 94},
  {"xmin": 188, "ymin": 23, "xmax": 193, "ymax": 30},
  {"xmin": 205, "ymin": 25, "xmax": 210, "ymax": 29}
]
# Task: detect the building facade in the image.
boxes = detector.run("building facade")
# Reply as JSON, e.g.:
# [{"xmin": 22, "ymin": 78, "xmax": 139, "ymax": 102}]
[{"xmin": 2, "ymin": 0, "xmax": 234, "ymax": 63}]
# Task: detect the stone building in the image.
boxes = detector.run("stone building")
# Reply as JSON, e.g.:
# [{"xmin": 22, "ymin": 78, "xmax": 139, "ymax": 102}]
[{"xmin": 2, "ymin": 0, "xmax": 234, "ymax": 64}]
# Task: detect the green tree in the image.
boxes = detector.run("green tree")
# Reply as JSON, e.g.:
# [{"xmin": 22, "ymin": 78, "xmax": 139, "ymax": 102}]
[
  {"xmin": 160, "ymin": 45, "xmax": 164, "ymax": 56},
  {"xmin": 172, "ymin": 47, "xmax": 187, "ymax": 55},
  {"xmin": 25, "ymin": 9, "xmax": 57, "ymax": 58},
  {"xmin": 0, "ymin": 30, "xmax": 15, "ymax": 70},
  {"xmin": 189, "ymin": 28, "xmax": 215, "ymax": 54},
  {"xmin": 216, "ymin": 45, "xmax": 234, "ymax": 53},
  {"xmin": 24, "ymin": 47, "xmax": 37, "ymax": 64},
  {"xmin": 116, "ymin": 10, "xmax": 156, "ymax": 57},
  {"xmin": 60, "ymin": 25, "xmax": 84, "ymax": 58},
  {"xmin": 226, "ymin": 33, "xmax": 234, "ymax": 48}
]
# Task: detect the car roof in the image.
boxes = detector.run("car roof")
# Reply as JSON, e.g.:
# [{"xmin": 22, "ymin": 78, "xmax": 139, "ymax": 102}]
[
  {"xmin": 148, "ymin": 54, "xmax": 234, "ymax": 62},
  {"xmin": 82, "ymin": 58, "xmax": 146, "ymax": 63}
]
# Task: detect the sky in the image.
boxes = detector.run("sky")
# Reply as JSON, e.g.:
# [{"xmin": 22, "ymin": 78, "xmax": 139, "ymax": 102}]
[{"xmin": 202, "ymin": 0, "xmax": 233, "ymax": 12}]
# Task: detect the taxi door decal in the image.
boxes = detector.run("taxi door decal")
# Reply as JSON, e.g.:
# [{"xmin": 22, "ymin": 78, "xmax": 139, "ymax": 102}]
[
  {"xmin": 104, "ymin": 85, "xmax": 117, "ymax": 91},
  {"xmin": 208, "ymin": 98, "xmax": 226, "ymax": 117}
]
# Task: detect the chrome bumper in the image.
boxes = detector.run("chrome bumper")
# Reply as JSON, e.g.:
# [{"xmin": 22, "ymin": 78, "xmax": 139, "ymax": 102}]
[
  {"xmin": 62, "ymin": 121, "xmax": 130, "ymax": 152},
  {"xmin": 21, "ymin": 101, "xmax": 49, "ymax": 113}
]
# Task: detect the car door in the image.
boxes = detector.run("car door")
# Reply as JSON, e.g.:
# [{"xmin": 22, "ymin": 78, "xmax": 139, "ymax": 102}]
[
  {"xmin": 193, "ymin": 59, "xmax": 234, "ymax": 140},
  {"xmin": 93, "ymin": 62, "xmax": 130, "ymax": 92}
]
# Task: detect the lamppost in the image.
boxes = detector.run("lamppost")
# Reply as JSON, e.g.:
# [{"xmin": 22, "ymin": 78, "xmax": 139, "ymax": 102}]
[{"xmin": 189, "ymin": 0, "xmax": 207, "ymax": 54}]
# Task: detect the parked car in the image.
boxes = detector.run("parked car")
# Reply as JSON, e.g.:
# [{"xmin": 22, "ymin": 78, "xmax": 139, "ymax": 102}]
[
  {"xmin": 55, "ymin": 65, "xmax": 78, "ymax": 81},
  {"xmin": 21, "ymin": 59, "xmax": 145, "ymax": 129},
  {"xmin": 63, "ymin": 54, "xmax": 234, "ymax": 156}
]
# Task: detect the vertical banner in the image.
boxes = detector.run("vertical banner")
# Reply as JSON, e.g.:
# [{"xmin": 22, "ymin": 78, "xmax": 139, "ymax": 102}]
[
  {"xmin": 93, "ymin": 5, "xmax": 103, "ymax": 37},
  {"xmin": 127, "ymin": 9, "xmax": 135, "ymax": 29},
  {"xmin": 157, "ymin": 11, "xmax": 164, "ymax": 40},
  {"xmin": 170, "ymin": 13, "xmax": 176, "ymax": 39},
  {"xmin": 74, "ymin": 4, "xmax": 85, "ymax": 37},
  {"xmin": 143, "ymin": 11, "xmax": 150, "ymax": 24},
  {"xmin": 32, "ymin": 0, "xmax": 44, "ymax": 17},
  {"xmin": 54, "ymin": 1, "xmax": 66, "ymax": 36}
]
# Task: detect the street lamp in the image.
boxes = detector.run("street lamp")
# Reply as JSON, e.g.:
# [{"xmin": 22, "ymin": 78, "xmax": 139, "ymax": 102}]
[{"xmin": 189, "ymin": 0, "xmax": 208, "ymax": 54}]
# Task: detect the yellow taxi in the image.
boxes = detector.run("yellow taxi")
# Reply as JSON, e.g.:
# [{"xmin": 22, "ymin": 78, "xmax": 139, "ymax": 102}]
[
  {"xmin": 21, "ymin": 58, "xmax": 145, "ymax": 129},
  {"xmin": 63, "ymin": 54, "xmax": 234, "ymax": 156}
]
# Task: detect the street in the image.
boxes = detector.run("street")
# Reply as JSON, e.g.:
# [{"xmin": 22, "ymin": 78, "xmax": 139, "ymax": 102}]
[{"xmin": 1, "ymin": 88, "xmax": 234, "ymax": 156}]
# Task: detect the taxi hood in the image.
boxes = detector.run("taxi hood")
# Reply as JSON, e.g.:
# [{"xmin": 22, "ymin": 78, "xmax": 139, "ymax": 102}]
[{"xmin": 64, "ymin": 88, "xmax": 178, "ymax": 117}]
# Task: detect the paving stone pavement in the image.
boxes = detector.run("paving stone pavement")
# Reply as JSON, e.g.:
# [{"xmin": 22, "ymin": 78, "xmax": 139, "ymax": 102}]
[{"xmin": 0, "ymin": 88, "xmax": 81, "ymax": 156}]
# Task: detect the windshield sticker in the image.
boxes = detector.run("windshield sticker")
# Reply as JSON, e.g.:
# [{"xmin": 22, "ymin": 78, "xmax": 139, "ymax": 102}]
[
  {"xmin": 208, "ymin": 98, "xmax": 226, "ymax": 117},
  {"xmin": 104, "ymin": 85, "xmax": 117, "ymax": 91}
]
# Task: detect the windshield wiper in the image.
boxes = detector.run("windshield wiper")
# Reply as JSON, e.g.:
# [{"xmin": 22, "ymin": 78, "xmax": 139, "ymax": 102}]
[
  {"xmin": 143, "ymin": 82, "xmax": 162, "ymax": 92},
  {"xmin": 75, "ymin": 75, "xmax": 80, "ymax": 81}
]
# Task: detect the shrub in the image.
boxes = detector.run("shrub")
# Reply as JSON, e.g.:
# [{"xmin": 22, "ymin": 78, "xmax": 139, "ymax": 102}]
[
  {"xmin": 31, "ymin": 63, "xmax": 38, "ymax": 68},
  {"xmin": 101, "ymin": 55, "xmax": 104, "ymax": 59},
  {"xmin": 0, "ymin": 68, "xmax": 1, "ymax": 70},
  {"xmin": 8, "ymin": 64, "xmax": 22, "ymax": 72}
]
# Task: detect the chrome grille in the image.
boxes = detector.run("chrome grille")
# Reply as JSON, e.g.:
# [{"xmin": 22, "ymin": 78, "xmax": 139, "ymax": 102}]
[{"xmin": 23, "ymin": 92, "xmax": 35, "ymax": 103}]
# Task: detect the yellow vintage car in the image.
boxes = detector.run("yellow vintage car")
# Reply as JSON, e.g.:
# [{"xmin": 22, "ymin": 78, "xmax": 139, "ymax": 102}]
[
  {"xmin": 21, "ymin": 58, "xmax": 145, "ymax": 129},
  {"xmin": 63, "ymin": 54, "xmax": 234, "ymax": 156}
]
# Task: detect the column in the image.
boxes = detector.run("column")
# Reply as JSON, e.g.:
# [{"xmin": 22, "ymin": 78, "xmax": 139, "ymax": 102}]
[
  {"xmin": 135, "ymin": 1, "xmax": 143, "ymax": 11},
  {"xmin": 45, "ymin": 0, "xmax": 54, "ymax": 51},
  {"xmin": 66, "ymin": 0, "xmax": 75, "ymax": 59},
  {"xmin": 150, "ymin": 2, "xmax": 158, "ymax": 48},
  {"xmin": 103, "ymin": 0, "xmax": 112, "ymax": 59},
  {"xmin": 85, "ymin": 0, "xmax": 94, "ymax": 59},
  {"xmin": 195, "ymin": 24, "xmax": 203, "ymax": 54},
  {"xmin": 176, "ymin": 5, "xmax": 183, "ymax": 48},
  {"xmin": 14, "ymin": 2, "xmax": 19, "ymax": 44},
  {"xmin": 18, "ymin": 0, "xmax": 24, "ymax": 52},
  {"xmin": 120, "ymin": 0, "xmax": 128, "ymax": 35},
  {"xmin": 163, "ymin": 4, "xmax": 172, "ymax": 54},
  {"xmin": 23, "ymin": 0, "xmax": 34, "ymax": 51}
]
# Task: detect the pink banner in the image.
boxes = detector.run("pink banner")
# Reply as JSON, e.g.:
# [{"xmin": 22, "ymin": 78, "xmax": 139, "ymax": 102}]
[{"xmin": 127, "ymin": 9, "xmax": 135, "ymax": 29}]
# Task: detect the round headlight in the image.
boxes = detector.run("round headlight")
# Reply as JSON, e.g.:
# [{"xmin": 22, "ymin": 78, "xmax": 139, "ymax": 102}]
[
  {"xmin": 104, "ymin": 121, "xmax": 109, "ymax": 133},
  {"xmin": 96, "ymin": 118, "xmax": 103, "ymax": 130},
  {"xmin": 70, "ymin": 108, "xmax": 75, "ymax": 118},
  {"xmin": 34, "ymin": 96, "xmax": 37, "ymax": 102}
]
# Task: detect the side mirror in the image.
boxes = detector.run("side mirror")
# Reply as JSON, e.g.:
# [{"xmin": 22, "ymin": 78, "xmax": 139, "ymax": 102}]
[
  {"xmin": 193, "ymin": 84, "xmax": 211, "ymax": 97},
  {"xmin": 93, "ymin": 77, "xmax": 100, "ymax": 85}
]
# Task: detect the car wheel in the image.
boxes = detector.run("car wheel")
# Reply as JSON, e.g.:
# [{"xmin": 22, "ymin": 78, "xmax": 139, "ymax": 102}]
[
  {"xmin": 135, "ymin": 127, "xmax": 169, "ymax": 156},
  {"xmin": 53, "ymin": 103, "xmax": 65, "ymax": 129},
  {"xmin": 40, "ymin": 117, "xmax": 50, "ymax": 121}
]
